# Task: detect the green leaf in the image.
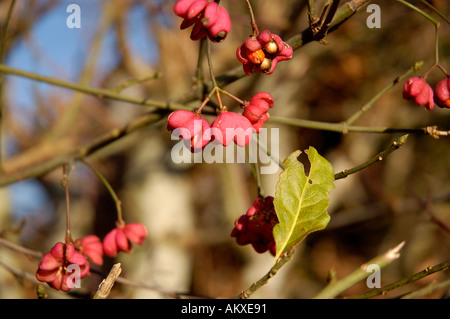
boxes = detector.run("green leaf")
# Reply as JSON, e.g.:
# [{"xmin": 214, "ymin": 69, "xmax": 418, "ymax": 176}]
[{"xmin": 273, "ymin": 147, "xmax": 335, "ymax": 260}]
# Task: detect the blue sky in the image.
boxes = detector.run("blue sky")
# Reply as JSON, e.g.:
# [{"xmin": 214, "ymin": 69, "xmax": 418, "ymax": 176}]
[
  {"xmin": 6, "ymin": 1, "xmax": 159, "ymax": 114},
  {"xmin": 4, "ymin": 1, "xmax": 162, "ymax": 221}
]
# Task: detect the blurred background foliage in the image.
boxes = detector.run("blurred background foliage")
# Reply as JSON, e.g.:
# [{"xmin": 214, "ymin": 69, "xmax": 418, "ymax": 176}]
[{"xmin": 0, "ymin": 0, "xmax": 449, "ymax": 298}]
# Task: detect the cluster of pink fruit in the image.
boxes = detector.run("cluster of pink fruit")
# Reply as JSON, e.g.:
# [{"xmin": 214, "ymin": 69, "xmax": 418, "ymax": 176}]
[
  {"xmin": 170, "ymin": 0, "xmax": 291, "ymax": 155},
  {"xmin": 403, "ymin": 76, "xmax": 450, "ymax": 110},
  {"xmin": 36, "ymin": 223, "xmax": 146, "ymax": 291},
  {"xmin": 167, "ymin": 91, "xmax": 275, "ymax": 152},
  {"xmin": 174, "ymin": 0, "xmax": 292, "ymax": 75},
  {"xmin": 171, "ymin": 0, "xmax": 288, "ymax": 255}
]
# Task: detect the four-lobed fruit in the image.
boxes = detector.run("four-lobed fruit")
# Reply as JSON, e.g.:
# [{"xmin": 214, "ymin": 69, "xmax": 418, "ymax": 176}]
[
  {"xmin": 210, "ymin": 110, "xmax": 253, "ymax": 147},
  {"xmin": 237, "ymin": 30, "xmax": 293, "ymax": 75},
  {"xmin": 231, "ymin": 196, "xmax": 278, "ymax": 256},
  {"xmin": 167, "ymin": 110, "xmax": 211, "ymax": 152},
  {"xmin": 434, "ymin": 77, "xmax": 450, "ymax": 108},
  {"xmin": 103, "ymin": 223, "xmax": 148, "ymax": 258},
  {"xmin": 403, "ymin": 77, "xmax": 434, "ymax": 110},
  {"xmin": 242, "ymin": 92, "xmax": 274, "ymax": 133},
  {"xmin": 174, "ymin": 0, "xmax": 231, "ymax": 43},
  {"xmin": 36, "ymin": 242, "xmax": 90, "ymax": 292}
]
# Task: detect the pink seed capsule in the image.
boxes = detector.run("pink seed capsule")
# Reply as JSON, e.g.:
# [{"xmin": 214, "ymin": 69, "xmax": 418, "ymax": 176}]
[
  {"xmin": 435, "ymin": 77, "xmax": 450, "ymax": 108},
  {"xmin": 211, "ymin": 111, "xmax": 253, "ymax": 147},
  {"xmin": 403, "ymin": 77, "xmax": 434, "ymax": 110}
]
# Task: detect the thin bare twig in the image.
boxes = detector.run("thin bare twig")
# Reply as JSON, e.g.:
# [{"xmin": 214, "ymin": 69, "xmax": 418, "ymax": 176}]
[
  {"xmin": 348, "ymin": 258, "xmax": 450, "ymax": 299},
  {"xmin": 313, "ymin": 242, "xmax": 406, "ymax": 299},
  {"xmin": 94, "ymin": 263, "xmax": 122, "ymax": 299},
  {"xmin": 236, "ymin": 248, "xmax": 295, "ymax": 299},
  {"xmin": 334, "ymin": 134, "xmax": 409, "ymax": 180}
]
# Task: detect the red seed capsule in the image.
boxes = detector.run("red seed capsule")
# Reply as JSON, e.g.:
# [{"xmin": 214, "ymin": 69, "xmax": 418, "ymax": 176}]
[
  {"xmin": 435, "ymin": 77, "xmax": 450, "ymax": 108},
  {"xmin": 403, "ymin": 77, "xmax": 434, "ymax": 110}
]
